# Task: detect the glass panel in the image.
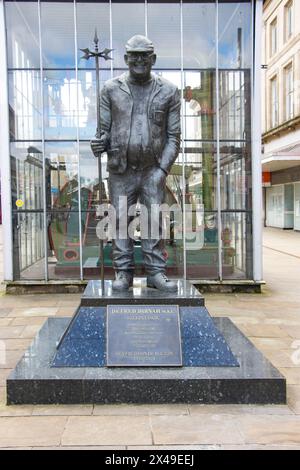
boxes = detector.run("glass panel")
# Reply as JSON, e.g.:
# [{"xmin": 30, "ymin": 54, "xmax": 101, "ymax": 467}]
[
  {"xmin": 79, "ymin": 141, "xmax": 108, "ymax": 211},
  {"xmin": 12, "ymin": 211, "xmax": 45, "ymax": 280},
  {"xmin": 147, "ymin": 1, "xmax": 181, "ymax": 69},
  {"xmin": 40, "ymin": 1, "xmax": 75, "ymax": 68},
  {"xmin": 76, "ymin": 1, "xmax": 111, "ymax": 70},
  {"xmin": 10, "ymin": 142, "xmax": 44, "ymax": 211},
  {"xmin": 220, "ymin": 142, "xmax": 252, "ymax": 279},
  {"xmin": 46, "ymin": 142, "xmax": 80, "ymax": 279},
  {"xmin": 47, "ymin": 211, "xmax": 80, "ymax": 279},
  {"xmin": 5, "ymin": 0, "xmax": 255, "ymax": 283},
  {"xmin": 182, "ymin": 8, "xmax": 217, "ymax": 280},
  {"xmin": 184, "ymin": 71, "xmax": 216, "ymax": 141},
  {"xmin": 218, "ymin": 2, "xmax": 253, "ymax": 280},
  {"xmin": 219, "ymin": 69, "xmax": 251, "ymax": 141},
  {"xmin": 79, "ymin": 141, "xmax": 109, "ymax": 279},
  {"xmin": 184, "ymin": 141, "xmax": 218, "ymax": 279},
  {"xmin": 43, "ymin": 70, "xmax": 77, "ymax": 139},
  {"xmin": 183, "ymin": 1, "xmax": 216, "ymax": 69},
  {"xmin": 221, "ymin": 212, "xmax": 249, "ymax": 279},
  {"xmin": 218, "ymin": 1, "xmax": 252, "ymax": 69},
  {"xmin": 8, "ymin": 70, "xmax": 42, "ymax": 140},
  {"xmin": 5, "ymin": 1, "xmax": 40, "ymax": 69},
  {"xmin": 44, "ymin": 141, "xmax": 78, "ymax": 211},
  {"xmin": 77, "ymin": 69, "xmax": 112, "ymax": 140},
  {"xmin": 79, "ymin": 140, "xmax": 185, "ymax": 280},
  {"xmin": 10, "ymin": 141, "xmax": 45, "ymax": 280},
  {"xmin": 163, "ymin": 155, "xmax": 184, "ymax": 280},
  {"xmin": 111, "ymin": 1, "xmax": 145, "ymax": 69},
  {"xmin": 159, "ymin": 71, "xmax": 184, "ymax": 279}
]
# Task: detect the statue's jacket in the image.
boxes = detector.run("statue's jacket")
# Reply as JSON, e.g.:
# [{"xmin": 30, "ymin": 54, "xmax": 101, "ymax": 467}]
[{"xmin": 99, "ymin": 72, "xmax": 181, "ymax": 174}]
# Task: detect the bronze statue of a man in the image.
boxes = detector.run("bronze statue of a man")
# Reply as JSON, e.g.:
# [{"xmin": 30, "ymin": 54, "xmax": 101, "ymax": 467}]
[{"xmin": 91, "ymin": 35, "xmax": 181, "ymax": 291}]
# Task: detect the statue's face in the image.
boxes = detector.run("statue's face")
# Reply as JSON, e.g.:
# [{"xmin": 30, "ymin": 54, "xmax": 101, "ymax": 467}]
[{"xmin": 124, "ymin": 52, "xmax": 156, "ymax": 80}]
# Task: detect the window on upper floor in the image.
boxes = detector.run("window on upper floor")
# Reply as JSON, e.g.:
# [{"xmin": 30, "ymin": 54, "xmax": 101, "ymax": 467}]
[
  {"xmin": 284, "ymin": 64, "xmax": 294, "ymax": 121},
  {"xmin": 284, "ymin": 1, "xmax": 293, "ymax": 42},
  {"xmin": 270, "ymin": 18, "xmax": 278, "ymax": 57},
  {"xmin": 271, "ymin": 76, "xmax": 279, "ymax": 128}
]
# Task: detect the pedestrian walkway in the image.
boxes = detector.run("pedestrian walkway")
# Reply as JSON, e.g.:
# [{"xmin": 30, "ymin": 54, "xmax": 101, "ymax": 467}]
[
  {"xmin": 0, "ymin": 227, "xmax": 300, "ymax": 449},
  {"xmin": 0, "ymin": 226, "xmax": 4, "ymax": 291},
  {"xmin": 263, "ymin": 226, "xmax": 300, "ymax": 259}
]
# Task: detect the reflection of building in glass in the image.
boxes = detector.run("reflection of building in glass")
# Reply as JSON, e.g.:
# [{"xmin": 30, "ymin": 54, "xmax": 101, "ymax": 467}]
[{"xmin": 0, "ymin": 0, "xmax": 263, "ymax": 288}]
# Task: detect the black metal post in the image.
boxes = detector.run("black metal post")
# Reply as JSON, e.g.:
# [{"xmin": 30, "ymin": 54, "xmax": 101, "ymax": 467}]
[
  {"xmin": 94, "ymin": 33, "xmax": 104, "ymax": 290},
  {"xmin": 80, "ymin": 30, "xmax": 113, "ymax": 290}
]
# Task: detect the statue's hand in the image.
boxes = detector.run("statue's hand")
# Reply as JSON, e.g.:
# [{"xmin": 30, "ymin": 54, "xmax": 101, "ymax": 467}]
[
  {"xmin": 149, "ymin": 166, "xmax": 168, "ymax": 184},
  {"xmin": 90, "ymin": 135, "xmax": 107, "ymax": 157}
]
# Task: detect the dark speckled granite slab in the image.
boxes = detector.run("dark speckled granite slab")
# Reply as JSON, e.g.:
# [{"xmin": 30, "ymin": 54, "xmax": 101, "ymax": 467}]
[
  {"xmin": 52, "ymin": 306, "xmax": 239, "ymax": 368},
  {"xmin": 81, "ymin": 279, "xmax": 204, "ymax": 306},
  {"xmin": 7, "ymin": 317, "xmax": 286, "ymax": 404}
]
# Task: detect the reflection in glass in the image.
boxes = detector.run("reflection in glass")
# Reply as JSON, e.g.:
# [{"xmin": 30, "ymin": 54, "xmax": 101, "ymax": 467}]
[
  {"xmin": 43, "ymin": 70, "xmax": 77, "ymax": 139},
  {"xmin": 159, "ymin": 71, "xmax": 181, "ymax": 89},
  {"xmin": 44, "ymin": 142, "xmax": 78, "ymax": 211},
  {"xmin": 219, "ymin": 142, "xmax": 252, "ymax": 279},
  {"xmin": 186, "ymin": 210, "xmax": 219, "ymax": 280},
  {"xmin": 183, "ymin": 2, "xmax": 216, "ymax": 69},
  {"xmin": 5, "ymin": 0, "xmax": 255, "ymax": 282},
  {"xmin": 77, "ymin": 69, "xmax": 111, "ymax": 140},
  {"xmin": 12, "ymin": 211, "xmax": 45, "ymax": 280},
  {"xmin": 184, "ymin": 71, "xmax": 216, "ymax": 142},
  {"xmin": 218, "ymin": 2, "xmax": 252, "ymax": 69},
  {"xmin": 165, "ymin": 154, "xmax": 184, "ymax": 279},
  {"xmin": 220, "ymin": 142, "xmax": 251, "ymax": 212},
  {"xmin": 111, "ymin": 2, "xmax": 145, "ymax": 68},
  {"xmin": 217, "ymin": 1, "xmax": 253, "ymax": 280},
  {"xmin": 147, "ymin": 2, "xmax": 181, "ymax": 69},
  {"xmin": 5, "ymin": 1, "xmax": 40, "ymax": 69},
  {"xmin": 79, "ymin": 143, "xmax": 107, "ymax": 279},
  {"xmin": 40, "ymin": 2, "xmax": 75, "ymax": 68},
  {"xmin": 8, "ymin": 70, "xmax": 42, "ymax": 140},
  {"xmin": 221, "ymin": 212, "xmax": 250, "ymax": 279},
  {"xmin": 183, "ymin": 142, "xmax": 218, "ymax": 279},
  {"xmin": 76, "ymin": 1, "xmax": 111, "ymax": 70},
  {"xmin": 48, "ymin": 211, "xmax": 80, "ymax": 279},
  {"xmin": 219, "ymin": 70, "xmax": 251, "ymax": 141},
  {"xmin": 10, "ymin": 142, "xmax": 43, "ymax": 211},
  {"xmin": 79, "ymin": 142, "xmax": 108, "ymax": 211},
  {"xmin": 10, "ymin": 142, "xmax": 44, "ymax": 280},
  {"xmin": 78, "ymin": 142, "xmax": 184, "ymax": 280}
]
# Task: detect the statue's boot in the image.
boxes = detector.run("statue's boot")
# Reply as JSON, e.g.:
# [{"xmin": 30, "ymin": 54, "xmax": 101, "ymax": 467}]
[
  {"xmin": 147, "ymin": 272, "xmax": 177, "ymax": 292},
  {"xmin": 112, "ymin": 271, "xmax": 133, "ymax": 291}
]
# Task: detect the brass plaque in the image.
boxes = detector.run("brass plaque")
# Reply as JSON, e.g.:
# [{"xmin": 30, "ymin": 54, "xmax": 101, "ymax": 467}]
[{"xmin": 106, "ymin": 304, "xmax": 182, "ymax": 367}]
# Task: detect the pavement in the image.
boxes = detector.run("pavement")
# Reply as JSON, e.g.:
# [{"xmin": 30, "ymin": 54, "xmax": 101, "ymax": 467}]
[
  {"xmin": 0, "ymin": 225, "xmax": 3, "ymax": 291},
  {"xmin": 0, "ymin": 225, "xmax": 300, "ymax": 449}
]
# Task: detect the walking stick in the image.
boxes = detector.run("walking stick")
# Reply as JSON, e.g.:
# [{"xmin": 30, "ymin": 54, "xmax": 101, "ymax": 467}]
[{"xmin": 80, "ymin": 30, "xmax": 113, "ymax": 290}]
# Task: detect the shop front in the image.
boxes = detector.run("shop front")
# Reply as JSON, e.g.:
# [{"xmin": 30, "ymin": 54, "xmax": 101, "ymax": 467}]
[{"xmin": 0, "ymin": 0, "xmax": 263, "ymax": 288}]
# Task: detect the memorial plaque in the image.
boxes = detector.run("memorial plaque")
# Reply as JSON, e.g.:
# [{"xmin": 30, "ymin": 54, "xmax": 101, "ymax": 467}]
[{"xmin": 106, "ymin": 305, "xmax": 182, "ymax": 367}]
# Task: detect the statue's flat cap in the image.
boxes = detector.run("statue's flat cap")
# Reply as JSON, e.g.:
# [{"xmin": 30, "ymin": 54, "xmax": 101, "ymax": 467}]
[{"xmin": 125, "ymin": 35, "xmax": 154, "ymax": 53}]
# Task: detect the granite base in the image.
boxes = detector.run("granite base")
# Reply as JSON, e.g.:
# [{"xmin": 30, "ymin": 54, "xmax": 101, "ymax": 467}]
[
  {"xmin": 80, "ymin": 279, "xmax": 205, "ymax": 307},
  {"xmin": 7, "ymin": 317, "xmax": 286, "ymax": 405},
  {"xmin": 52, "ymin": 306, "xmax": 239, "ymax": 367}
]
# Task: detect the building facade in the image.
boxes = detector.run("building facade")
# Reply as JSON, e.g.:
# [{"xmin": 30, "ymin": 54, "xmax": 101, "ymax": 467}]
[
  {"xmin": 262, "ymin": 0, "xmax": 300, "ymax": 230},
  {"xmin": 0, "ymin": 0, "xmax": 263, "ymax": 287}
]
